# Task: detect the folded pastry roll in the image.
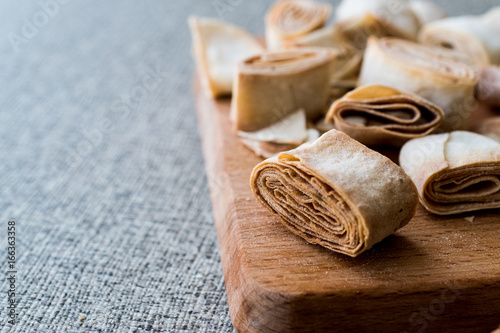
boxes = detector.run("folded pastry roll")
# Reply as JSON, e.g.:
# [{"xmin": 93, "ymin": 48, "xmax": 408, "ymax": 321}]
[
  {"xmin": 251, "ymin": 129, "xmax": 419, "ymax": 257},
  {"xmin": 359, "ymin": 37, "xmax": 477, "ymax": 132},
  {"xmin": 477, "ymin": 66, "xmax": 500, "ymax": 106},
  {"xmin": 238, "ymin": 109, "xmax": 319, "ymax": 158},
  {"xmin": 286, "ymin": 25, "xmax": 363, "ymax": 86},
  {"xmin": 231, "ymin": 48, "xmax": 335, "ymax": 132},
  {"xmin": 188, "ymin": 16, "xmax": 264, "ymax": 98},
  {"xmin": 285, "ymin": 25, "xmax": 347, "ymax": 49},
  {"xmin": 409, "ymin": 1, "xmax": 447, "ymax": 26},
  {"xmin": 335, "ymin": 0, "xmax": 420, "ymax": 48},
  {"xmin": 479, "ymin": 117, "xmax": 500, "ymax": 142},
  {"xmin": 400, "ymin": 131, "xmax": 500, "ymax": 215},
  {"xmin": 419, "ymin": 15, "xmax": 500, "ymax": 66},
  {"xmin": 325, "ymin": 85, "xmax": 444, "ymax": 147},
  {"xmin": 265, "ymin": 0, "xmax": 331, "ymax": 50}
]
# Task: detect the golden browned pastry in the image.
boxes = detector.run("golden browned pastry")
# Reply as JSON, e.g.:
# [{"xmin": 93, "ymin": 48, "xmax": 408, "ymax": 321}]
[
  {"xmin": 251, "ymin": 129, "xmax": 419, "ymax": 257},
  {"xmin": 400, "ymin": 131, "xmax": 500, "ymax": 215},
  {"xmin": 325, "ymin": 85, "xmax": 444, "ymax": 146},
  {"xmin": 188, "ymin": 16, "xmax": 264, "ymax": 98},
  {"xmin": 231, "ymin": 48, "xmax": 336, "ymax": 132},
  {"xmin": 359, "ymin": 37, "xmax": 477, "ymax": 132},
  {"xmin": 265, "ymin": 0, "xmax": 331, "ymax": 50}
]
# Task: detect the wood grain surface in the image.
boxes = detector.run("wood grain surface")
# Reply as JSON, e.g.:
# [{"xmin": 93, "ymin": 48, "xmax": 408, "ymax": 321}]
[{"xmin": 194, "ymin": 77, "xmax": 500, "ymax": 333}]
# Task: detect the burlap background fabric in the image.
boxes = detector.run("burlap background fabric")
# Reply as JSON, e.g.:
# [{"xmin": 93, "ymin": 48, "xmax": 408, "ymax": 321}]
[{"xmin": 0, "ymin": 1, "xmax": 496, "ymax": 332}]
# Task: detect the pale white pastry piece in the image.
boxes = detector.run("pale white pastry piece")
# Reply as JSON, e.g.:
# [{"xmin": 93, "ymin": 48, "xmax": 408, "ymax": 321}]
[
  {"xmin": 306, "ymin": 128, "xmax": 320, "ymax": 141},
  {"xmin": 231, "ymin": 48, "xmax": 336, "ymax": 132},
  {"xmin": 483, "ymin": 6, "xmax": 500, "ymax": 30},
  {"xmin": 244, "ymin": 130, "xmax": 320, "ymax": 159},
  {"xmin": 477, "ymin": 66, "xmax": 500, "ymax": 106},
  {"xmin": 325, "ymin": 84, "xmax": 444, "ymax": 147},
  {"xmin": 265, "ymin": 0, "xmax": 331, "ymax": 50},
  {"xmin": 409, "ymin": 1, "xmax": 447, "ymax": 26},
  {"xmin": 359, "ymin": 37, "xmax": 477, "ymax": 132},
  {"xmin": 188, "ymin": 16, "xmax": 264, "ymax": 98},
  {"xmin": 238, "ymin": 110, "xmax": 309, "ymax": 158},
  {"xmin": 240, "ymin": 140, "xmax": 298, "ymax": 160},
  {"xmin": 419, "ymin": 15, "xmax": 500, "ymax": 66},
  {"xmin": 251, "ymin": 129, "xmax": 419, "ymax": 257},
  {"xmin": 400, "ymin": 131, "xmax": 500, "ymax": 215},
  {"xmin": 479, "ymin": 117, "xmax": 500, "ymax": 142},
  {"xmin": 335, "ymin": 0, "xmax": 420, "ymax": 44},
  {"xmin": 238, "ymin": 109, "xmax": 308, "ymax": 145}
]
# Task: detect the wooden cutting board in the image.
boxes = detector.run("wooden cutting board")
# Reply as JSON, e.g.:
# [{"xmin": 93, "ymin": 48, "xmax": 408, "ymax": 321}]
[{"xmin": 194, "ymin": 77, "xmax": 500, "ymax": 333}]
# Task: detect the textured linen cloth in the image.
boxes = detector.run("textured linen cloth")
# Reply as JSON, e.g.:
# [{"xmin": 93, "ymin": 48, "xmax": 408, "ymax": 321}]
[{"xmin": 0, "ymin": 1, "xmax": 496, "ymax": 332}]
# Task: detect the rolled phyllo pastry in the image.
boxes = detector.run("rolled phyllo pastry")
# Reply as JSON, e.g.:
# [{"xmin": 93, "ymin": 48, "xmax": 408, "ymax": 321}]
[
  {"xmin": 335, "ymin": 0, "xmax": 420, "ymax": 45},
  {"xmin": 325, "ymin": 85, "xmax": 444, "ymax": 147},
  {"xmin": 419, "ymin": 15, "xmax": 500, "ymax": 66},
  {"xmin": 251, "ymin": 129, "xmax": 419, "ymax": 257},
  {"xmin": 265, "ymin": 0, "xmax": 331, "ymax": 50},
  {"xmin": 409, "ymin": 0, "xmax": 447, "ymax": 26},
  {"xmin": 479, "ymin": 117, "xmax": 500, "ymax": 142},
  {"xmin": 188, "ymin": 16, "xmax": 263, "ymax": 98},
  {"xmin": 477, "ymin": 66, "xmax": 500, "ymax": 107},
  {"xmin": 400, "ymin": 131, "xmax": 500, "ymax": 215},
  {"xmin": 359, "ymin": 37, "xmax": 477, "ymax": 132},
  {"xmin": 231, "ymin": 48, "xmax": 335, "ymax": 132},
  {"xmin": 286, "ymin": 25, "xmax": 363, "ymax": 85},
  {"xmin": 285, "ymin": 25, "xmax": 347, "ymax": 49}
]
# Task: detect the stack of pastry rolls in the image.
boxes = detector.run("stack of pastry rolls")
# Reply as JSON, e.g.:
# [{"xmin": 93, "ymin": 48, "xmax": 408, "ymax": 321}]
[{"xmin": 189, "ymin": 0, "xmax": 500, "ymax": 257}]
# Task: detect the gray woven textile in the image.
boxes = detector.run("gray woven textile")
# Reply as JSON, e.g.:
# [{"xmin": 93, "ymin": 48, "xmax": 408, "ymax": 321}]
[{"xmin": 0, "ymin": 0, "xmax": 497, "ymax": 332}]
